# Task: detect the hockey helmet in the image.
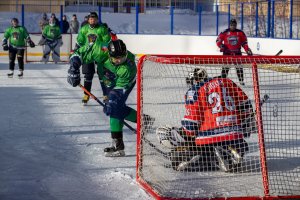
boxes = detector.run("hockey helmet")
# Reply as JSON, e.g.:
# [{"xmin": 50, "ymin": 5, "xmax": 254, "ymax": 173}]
[
  {"xmin": 108, "ymin": 39, "xmax": 127, "ymax": 66},
  {"xmin": 230, "ymin": 19, "xmax": 237, "ymax": 26},
  {"xmin": 193, "ymin": 68, "xmax": 208, "ymax": 82},
  {"xmin": 89, "ymin": 12, "xmax": 98, "ymax": 19}
]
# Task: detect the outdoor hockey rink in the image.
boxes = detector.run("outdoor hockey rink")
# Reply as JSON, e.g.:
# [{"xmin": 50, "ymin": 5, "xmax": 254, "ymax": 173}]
[{"xmin": 0, "ymin": 56, "xmax": 299, "ymax": 199}]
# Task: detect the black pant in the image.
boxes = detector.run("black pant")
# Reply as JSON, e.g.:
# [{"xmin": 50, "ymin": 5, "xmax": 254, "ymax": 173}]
[
  {"xmin": 221, "ymin": 52, "xmax": 244, "ymax": 83},
  {"xmin": 82, "ymin": 62, "xmax": 95, "ymax": 95},
  {"xmin": 9, "ymin": 47, "xmax": 25, "ymax": 71}
]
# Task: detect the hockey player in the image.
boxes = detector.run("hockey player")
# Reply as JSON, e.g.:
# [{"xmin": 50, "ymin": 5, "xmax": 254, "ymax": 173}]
[
  {"xmin": 216, "ymin": 19, "xmax": 253, "ymax": 85},
  {"xmin": 38, "ymin": 18, "xmax": 62, "ymax": 64},
  {"xmin": 156, "ymin": 68, "xmax": 255, "ymax": 172},
  {"xmin": 67, "ymin": 39, "xmax": 146, "ymax": 157},
  {"xmin": 75, "ymin": 11, "xmax": 116, "ymax": 105},
  {"xmin": 2, "ymin": 18, "xmax": 35, "ymax": 78}
]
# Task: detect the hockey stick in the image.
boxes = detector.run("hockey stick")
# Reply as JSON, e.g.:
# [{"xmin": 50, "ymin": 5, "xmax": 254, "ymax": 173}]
[
  {"xmin": 242, "ymin": 50, "xmax": 283, "ymax": 56},
  {"xmin": 78, "ymin": 84, "xmax": 137, "ymax": 133}
]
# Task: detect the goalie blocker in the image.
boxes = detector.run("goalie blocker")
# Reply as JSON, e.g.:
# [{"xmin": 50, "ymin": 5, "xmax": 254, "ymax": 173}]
[{"xmin": 156, "ymin": 68, "xmax": 257, "ymax": 172}]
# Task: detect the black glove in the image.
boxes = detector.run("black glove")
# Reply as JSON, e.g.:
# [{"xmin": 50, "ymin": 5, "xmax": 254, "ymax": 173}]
[
  {"xmin": 2, "ymin": 39, "xmax": 8, "ymax": 51},
  {"xmin": 28, "ymin": 40, "xmax": 35, "ymax": 48},
  {"xmin": 67, "ymin": 68, "xmax": 81, "ymax": 87},
  {"xmin": 2, "ymin": 44, "xmax": 9, "ymax": 51},
  {"xmin": 103, "ymin": 89, "xmax": 123, "ymax": 116},
  {"xmin": 247, "ymin": 49, "xmax": 253, "ymax": 56},
  {"xmin": 219, "ymin": 44, "xmax": 225, "ymax": 52}
]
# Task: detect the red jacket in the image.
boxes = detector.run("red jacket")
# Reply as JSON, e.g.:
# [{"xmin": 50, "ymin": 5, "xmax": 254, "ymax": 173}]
[{"xmin": 216, "ymin": 28, "xmax": 250, "ymax": 55}]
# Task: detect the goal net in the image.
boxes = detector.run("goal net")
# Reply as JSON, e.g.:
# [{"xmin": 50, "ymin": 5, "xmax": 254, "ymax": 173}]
[
  {"xmin": 25, "ymin": 33, "xmax": 72, "ymax": 63},
  {"xmin": 136, "ymin": 55, "xmax": 300, "ymax": 199}
]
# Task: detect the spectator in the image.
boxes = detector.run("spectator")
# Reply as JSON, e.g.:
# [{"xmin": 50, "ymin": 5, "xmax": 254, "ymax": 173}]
[
  {"xmin": 39, "ymin": 13, "xmax": 48, "ymax": 31},
  {"xmin": 50, "ymin": 13, "xmax": 60, "ymax": 27},
  {"xmin": 61, "ymin": 15, "xmax": 70, "ymax": 33},
  {"xmin": 69, "ymin": 14, "xmax": 79, "ymax": 33},
  {"xmin": 81, "ymin": 15, "xmax": 89, "ymax": 27}
]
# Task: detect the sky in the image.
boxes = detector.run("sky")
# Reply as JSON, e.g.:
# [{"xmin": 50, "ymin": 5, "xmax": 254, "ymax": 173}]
[{"xmin": 0, "ymin": 9, "xmax": 300, "ymax": 200}]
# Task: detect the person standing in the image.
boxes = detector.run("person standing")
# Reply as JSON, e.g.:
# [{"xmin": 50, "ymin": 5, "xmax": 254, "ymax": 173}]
[
  {"xmin": 38, "ymin": 18, "xmax": 62, "ymax": 64},
  {"xmin": 2, "ymin": 18, "xmax": 35, "ymax": 78},
  {"xmin": 80, "ymin": 15, "xmax": 89, "ymax": 27},
  {"xmin": 39, "ymin": 13, "xmax": 49, "ymax": 31},
  {"xmin": 75, "ymin": 11, "xmax": 113, "ymax": 105},
  {"xmin": 69, "ymin": 14, "xmax": 79, "ymax": 34},
  {"xmin": 216, "ymin": 19, "xmax": 252, "ymax": 85},
  {"xmin": 61, "ymin": 15, "xmax": 70, "ymax": 34}
]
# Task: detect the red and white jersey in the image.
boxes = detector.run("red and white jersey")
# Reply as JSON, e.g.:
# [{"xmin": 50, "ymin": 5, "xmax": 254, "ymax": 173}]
[
  {"xmin": 182, "ymin": 78, "xmax": 249, "ymax": 145},
  {"xmin": 216, "ymin": 28, "xmax": 250, "ymax": 54}
]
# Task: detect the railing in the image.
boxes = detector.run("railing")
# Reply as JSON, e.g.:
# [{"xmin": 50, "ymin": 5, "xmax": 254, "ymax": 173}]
[{"xmin": 0, "ymin": 0, "xmax": 299, "ymax": 39}]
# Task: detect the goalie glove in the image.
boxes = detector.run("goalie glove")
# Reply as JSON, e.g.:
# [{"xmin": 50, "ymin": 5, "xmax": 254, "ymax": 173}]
[{"xmin": 156, "ymin": 126, "xmax": 186, "ymax": 149}]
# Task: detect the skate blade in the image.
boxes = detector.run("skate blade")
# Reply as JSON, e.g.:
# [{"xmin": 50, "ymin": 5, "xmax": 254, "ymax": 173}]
[
  {"xmin": 176, "ymin": 155, "xmax": 201, "ymax": 171},
  {"xmin": 8, "ymin": 76, "xmax": 13, "ymax": 78},
  {"xmin": 228, "ymin": 146, "xmax": 242, "ymax": 164},
  {"xmin": 104, "ymin": 150, "xmax": 125, "ymax": 157},
  {"xmin": 214, "ymin": 147, "xmax": 231, "ymax": 172}
]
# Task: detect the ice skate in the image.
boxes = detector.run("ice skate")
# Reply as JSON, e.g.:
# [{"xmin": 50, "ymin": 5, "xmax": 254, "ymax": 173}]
[
  {"xmin": 82, "ymin": 94, "xmax": 89, "ymax": 106},
  {"xmin": 104, "ymin": 138, "xmax": 125, "ymax": 157},
  {"xmin": 214, "ymin": 146, "xmax": 231, "ymax": 172},
  {"xmin": 7, "ymin": 70, "xmax": 14, "ymax": 78},
  {"xmin": 17, "ymin": 70, "xmax": 23, "ymax": 78}
]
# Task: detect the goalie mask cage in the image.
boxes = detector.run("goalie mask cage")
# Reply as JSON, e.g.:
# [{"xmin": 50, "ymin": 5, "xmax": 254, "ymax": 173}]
[
  {"xmin": 25, "ymin": 33, "xmax": 72, "ymax": 63},
  {"xmin": 136, "ymin": 55, "xmax": 300, "ymax": 200}
]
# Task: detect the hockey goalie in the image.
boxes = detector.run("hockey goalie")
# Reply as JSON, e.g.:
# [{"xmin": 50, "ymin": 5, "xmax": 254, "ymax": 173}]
[{"xmin": 156, "ymin": 68, "xmax": 257, "ymax": 172}]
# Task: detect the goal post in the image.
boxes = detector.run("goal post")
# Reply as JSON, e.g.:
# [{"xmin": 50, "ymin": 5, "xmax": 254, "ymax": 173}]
[
  {"xmin": 136, "ymin": 55, "xmax": 300, "ymax": 200},
  {"xmin": 25, "ymin": 33, "xmax": 72, "ymax": 63}
]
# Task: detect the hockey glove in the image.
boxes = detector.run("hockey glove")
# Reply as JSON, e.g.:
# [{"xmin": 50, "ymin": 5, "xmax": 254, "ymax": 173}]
[
  {"xmin": 220, "ymin": 44, "xmax": 225, "ymax": 52},
  {"xmin": 2, "ymin": 39, "xmax": 8, "ymax": 51},
  {"xmin": 103, "ymin": 89, "xmax": 124, "ymax": 116},
  {"xmin": 28, "ymin": 40, "xmax": 35, "ymax": 48},
  {"xmin": 246, "ymin": 49, "xmax": 253, "ymax": 56},
  {"xmin": 67, "ymin": 68, "xmax": 81, "ymax": 87}
]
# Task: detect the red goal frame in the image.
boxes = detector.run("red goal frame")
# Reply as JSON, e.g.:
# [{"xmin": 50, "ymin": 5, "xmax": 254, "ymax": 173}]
[{"xmin": 136, "ymin": 55, "xmax": 300, "ymax": 200}]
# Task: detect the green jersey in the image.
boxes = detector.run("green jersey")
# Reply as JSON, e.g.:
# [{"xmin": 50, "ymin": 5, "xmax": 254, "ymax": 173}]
[
  {"xmin": 72, "ymin": 40, "xmax": 109, "ymax": 65},
  {"xmin": 4, "ymin": 26, "xmax": 30, "ymax": 47},
  {"xmin": 99, "ymin": 51, "xmax": 137, "ymax": 90},
  {"xmin": 42, "ymin": 24, "xmax": 61, "ymax": 40},
  {"xmin": 76, "ymin": 24, "xmax": 111, "ymax": 47}
]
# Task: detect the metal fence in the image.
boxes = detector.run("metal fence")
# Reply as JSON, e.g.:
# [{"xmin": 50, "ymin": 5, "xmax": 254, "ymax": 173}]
[{"xmin": 0, "ymin": 0, "xmax": 299, "ymax": 39}]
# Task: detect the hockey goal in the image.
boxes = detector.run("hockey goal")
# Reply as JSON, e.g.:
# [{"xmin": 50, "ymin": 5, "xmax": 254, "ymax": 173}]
[
  {"xmin": 25, "ymin": 33, "xmax": 72, "ymax": 63},
  {"xmin": 136, "ymin": 55, "xmax": 300, "ymax": 200}
]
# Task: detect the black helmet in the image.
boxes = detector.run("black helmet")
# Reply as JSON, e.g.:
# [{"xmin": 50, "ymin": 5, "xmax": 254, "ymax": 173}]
[
  {"xmin": 108, "ymin": 40, "xmax": 127, "ymax": 58},
  {"xmin": 89, "ymin": 12, "xmax": 98, "ymax": 19},
  {"xmin": 230, "ymin": 19, "xmax": 237, "ymax": 25}
]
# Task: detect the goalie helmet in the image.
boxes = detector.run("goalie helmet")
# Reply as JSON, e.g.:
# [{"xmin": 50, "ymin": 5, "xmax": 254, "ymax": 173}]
[{"xmin": 186, "ymin": 68, "xmax": 208, "ymax": 85}]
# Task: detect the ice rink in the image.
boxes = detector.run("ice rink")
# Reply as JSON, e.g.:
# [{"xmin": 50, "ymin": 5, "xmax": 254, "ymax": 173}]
[{"xmin": 0, "ymin": 57, "xmax": 151, "ymax": 200}]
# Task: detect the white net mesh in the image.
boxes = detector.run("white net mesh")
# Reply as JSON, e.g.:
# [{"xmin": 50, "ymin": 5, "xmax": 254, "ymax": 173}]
[{"xmin": 137, "ymin": 55, "xmax": 300, "ymax": 199}]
